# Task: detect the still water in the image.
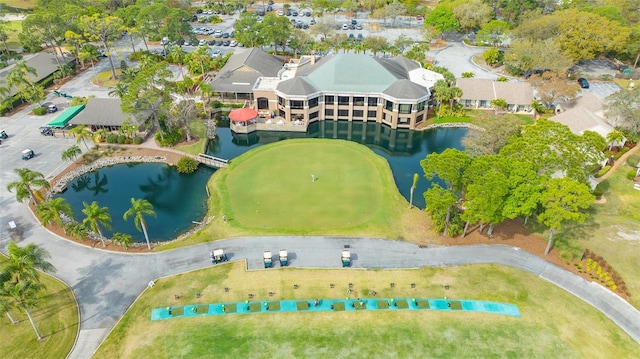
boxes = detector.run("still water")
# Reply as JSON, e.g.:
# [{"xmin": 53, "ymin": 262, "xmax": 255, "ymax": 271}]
[
  {"xmin": 57, "ymin": 163, "xmax": 214, "ymax": 242},
  {"xmin": 207, "ymin": 121, "xmax": 466, "ymax": 209}
]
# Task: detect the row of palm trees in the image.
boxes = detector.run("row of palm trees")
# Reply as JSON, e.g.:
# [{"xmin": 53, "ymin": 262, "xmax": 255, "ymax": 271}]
[
  {"xmin": 6, "ymin": 168, "xmax": 157, "ymax": 250},
  {"xmin": 0, "ymin": 241, "xmax": 56, "ymax": 340}
]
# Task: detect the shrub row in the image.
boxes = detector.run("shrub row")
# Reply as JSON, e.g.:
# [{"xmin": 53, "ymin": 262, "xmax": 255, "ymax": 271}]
[
  {"xmin": 575, "ymin": 249, "xmax": 629, "ymax": 297},
  {"xmin": 595, "ymin": 165, "xmax": 611, "ymax": 178}
]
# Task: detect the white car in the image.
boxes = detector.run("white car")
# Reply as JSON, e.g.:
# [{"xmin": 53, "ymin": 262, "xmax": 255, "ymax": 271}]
[
  {"xmin": 342, "ymin": 24, "xmax": 348, "ymax": 30},
  {"xmin": 199, "ymin": 39, "xmax": 207, "ymax": 46},
  {"xmin": 230, "ymin": 40, "xmax": 237, "ymax": 47}
]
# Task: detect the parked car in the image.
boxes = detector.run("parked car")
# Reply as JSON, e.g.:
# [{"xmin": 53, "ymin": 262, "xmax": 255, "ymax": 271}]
[
  {"xmin": 355, "ymin": 24, "xmax": 362, "ymax": 30},
  {"xmin": 578, "ymin": 78, "xmax": 590, "ymax": 89},
  {"xmin": 199, "ymin": 39, "xmax": 207, "ymax": 46},
  {"xmin": 222, "ymin": 32, "xmax": 229, "ymax": 38},
  {"xmin": 342, "ymin": 24, "xmax": 348, "ymax": 30},
  {"xmin": 222, "ymin": 40, "xmax": 230, "ymax": 46},
  {"xmin": 39, "ymin": 126, "xmax": 53, "ymax": 136},
  {"xmin": 208, "ymin": 39, "xmax": 216, "ymax": 45},
  {"xmin": 349, "ymin": 33, "xmax": 355, "ymax": 39},
  {"xmin": 351, "ymin": 19, "xmax": 357, "ymax": 25},
  {"xmin": 230, "ymin": 40, "xmax": 238, "ymax": 47},
  {"xmin": 292, "ymin": 11, "xmax": 298, "ymax": 16},
  {"xmin": 357, "ymin": 33, "xmax": 364, "ymax": 39},
  {"xmin": 310, "ymin": 19, "xmax": 316, "ymax": 25},
  {"xmin": 416, "ymin": 15, "xmax": 424, "ymax": 21},
  {"xmin": 183, "ymin": 40, "xmax": 191, "ymax": 46}
]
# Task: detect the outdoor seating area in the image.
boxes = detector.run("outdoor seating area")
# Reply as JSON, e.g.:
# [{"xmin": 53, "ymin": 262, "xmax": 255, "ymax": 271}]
[{"xmin": 151, "ymin": 298, "xmax": 521, "ymax": 321}]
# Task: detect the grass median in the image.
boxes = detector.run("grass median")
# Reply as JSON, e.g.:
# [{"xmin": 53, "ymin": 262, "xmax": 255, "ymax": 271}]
[{"xmin": 93, "ymin": 261, "xmax": 640, "ymax": 358}]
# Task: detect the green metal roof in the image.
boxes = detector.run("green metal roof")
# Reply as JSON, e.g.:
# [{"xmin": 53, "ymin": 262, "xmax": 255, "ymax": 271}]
[
  {"xmin": 303, "ymin": 54, "xmax": 400, "ymax": 93},
  {"xmin": 47, "ymin": 105, "xmax": 85, "ymax": 127}
]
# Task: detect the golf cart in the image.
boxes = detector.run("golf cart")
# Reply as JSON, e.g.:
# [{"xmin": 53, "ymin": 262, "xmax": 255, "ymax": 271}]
[
  {"xmin": 279, "ymin": 249, "xmax": 288, "ymax": 266},
  {"xmin": 47, "ymin": 104, "xmax": 58, "ymax": 113},
  {"xmin": 22, "ymin": 149, "xmax": 34, "ymax": 160},
  {"xmin": 263, "ymin": 251, "xmax": 273, "ymax": 268},
  {"xmin": 210, "ymin": 249, "xmax": 228, "ymax": 264},
  {"xmin": 341, "ymin": 246, "xmax": 351, "ymax": 267},
  {"xmin": 0, "ymin": 130, "xmax": 7, "ymax": 139},
  {"xmin": 39, "ymin": 126, "xmax": 53, "ymax": 136}
]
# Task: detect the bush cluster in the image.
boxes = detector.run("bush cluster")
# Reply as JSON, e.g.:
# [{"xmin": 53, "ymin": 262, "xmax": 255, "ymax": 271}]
[
  {"xmin": 176, "ymin": 156, "xmax": 199, "ymax": 174},
  {"xmin": 33, "ymin": 107, "xmax": 47, "ymax": 116},
  {"xmin": 106, "ymin": 134, "xmax": 118, "ymax": 143},
  {"xmin": 613, "ymin": 147, "xmax": 629, "ymax": 160},
  {"xmin": 133, "ymin": 136, "xmax": 143, "ymax": 144},
  {"xmin": 595, "ymin": 165, "xmax": 611, "ymax": 178},
  {"xmin": 155, "ymin": 129, "xmax": 182, "ymax": 147},
  {"xmin": 575, "ymin": 249, "xmax": 629, "ymax": 297},
  {"xmin": 626, "ymin": 154, "xmax": 640, "ymax": 168}
]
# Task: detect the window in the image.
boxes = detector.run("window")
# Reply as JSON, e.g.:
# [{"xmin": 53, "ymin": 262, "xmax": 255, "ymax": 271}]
[
  {"xmin": 416, "ymin": 114, "xmax": 424, "ymax": 123},
  {"xmin": 279, "ymin": 109, "xmax": 285, "ymax": 117},
  {"xmin": 291, "ymin": 100, "xmax": 304, "ymax": 109},
  {"xmin": 352, "ymin": 110, "xmax": 363, "ymax": 118},
  {"xmin": 385, "ymin": 100, "xmax": 394, "ymax": 111},
  {"xmin": 338, "ymin": 96, "xmax": 350, "ymax": 105},
  {"xmin": 338, "ymin": 109, "xmax": 349, "ymax": 117},
  {"xmin": 417, "ymin": 101, "xmax": 425, "ymax": 112},
  {"xmin": 324, "ymin": 95, "xmax": 334, "ymax": 104},
  {"xmin": 368, "ymin": 97, "xmax": 378, "ymax": 106},
  {"xmin": 353, "ymin": 97, "xmax": 365, "ymax": 106},
  {"xmin": 308, "ymin": 97, "xmax": 319, "ymax": 108},
  {"xmin": 257, "ymin": 97, "xmax": 269, "ymax": 110},
  {"xmin": 399, "ymin": 104, "xmax": 412, "ymax": 114},
  {"xmin": 309, "ymin": 111, "xmax": 319, "ymax": 119},
  {"xmin": 367, "ymin": 110, "xmax": 377, "ymax": 118},
  {"xmin": 278, "ymin": 96, "xmax": 286, "ymax": 106},
  {"xmin": 399, "ymin": 117, "xmax": 410, "ymax": 124},
  {"xmin": 325, "ymin": 108, "xmax": 334, "ymax": 116}
]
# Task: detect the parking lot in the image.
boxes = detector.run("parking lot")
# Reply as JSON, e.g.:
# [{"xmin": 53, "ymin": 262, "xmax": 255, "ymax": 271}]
[{"xmin": 580, "ymin": 81, "xmax": 622, "ymax": 100}]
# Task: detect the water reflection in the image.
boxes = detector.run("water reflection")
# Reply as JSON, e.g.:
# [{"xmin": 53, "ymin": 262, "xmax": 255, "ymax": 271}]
[{"xmin": 207, "ymin": 121, "xmax": 466, "ymax": 208}]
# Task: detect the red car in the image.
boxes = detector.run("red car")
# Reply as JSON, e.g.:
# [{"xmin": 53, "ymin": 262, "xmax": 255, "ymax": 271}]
[{"xmin": 416, "ymin": 15, "xmax": 424, "ymax": 21}]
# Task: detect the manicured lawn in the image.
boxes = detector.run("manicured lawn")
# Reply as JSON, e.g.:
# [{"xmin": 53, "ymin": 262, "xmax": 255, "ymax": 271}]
[
  {"xmin": 224, "ymin": 139, "xmax": 390, "ymax": 230},
  {"xmin": 3, "ymin": 20, "xmax": 22, "ymax": 49},
  {"xmin": 175, "ymin": 119, "xmax": 207, "ymax": 155},
  {"xmin": 160, "ymin": 139, "xmax": 411, "ymax": 250},
  {"xmin": 92, "ymin": 69, "xmax": 121, "ymax": 87},
  {"xmin": 93, "ymin": 261, "xmax": 640, "ymax": 358},
  {"xmin": 0, "ymin": 256, "xmax": 79, "ymax": 359}
]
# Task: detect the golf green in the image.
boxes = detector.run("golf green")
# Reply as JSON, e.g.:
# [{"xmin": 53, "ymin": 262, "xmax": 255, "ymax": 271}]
[{"xmin": 222, "ymin": 139, "xmax": 399, "ymax": 231}]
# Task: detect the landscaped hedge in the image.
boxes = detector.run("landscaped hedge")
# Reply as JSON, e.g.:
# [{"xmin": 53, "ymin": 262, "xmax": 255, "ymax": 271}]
[
  {"xmin": 106, "ymin": 134, "xmax": 118, "ymax": 143},
  {"xmin": 33, "ymin": 107, "xmax": 47, "ymax": 116},
  {"xmin": 626, "ymin": 170, "xmax": 637, "ymax": 180},
  {"xmin": 595, "ymin": 165, "xmax": 611, "ymax": 178},
  {"xmin": 133, "ymin": 136, "xmax": 143, "ymax": 144},
  {"xmin": 613, "ymin": 147, "xmax": 629, "ymax": 160},
  {"xmin": 117, "ymin": 135, "xmax": 126, "ymax": 144}
]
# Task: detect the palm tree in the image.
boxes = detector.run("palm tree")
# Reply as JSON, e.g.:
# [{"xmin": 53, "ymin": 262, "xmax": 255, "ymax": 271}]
[
  {"xmin": 123, "ymin": 198, "xmax": 156, "ymax": 250},
  {"xmin": 78, "ymin": 44, "xmax": 100, "ymax": 84},
  {"xmin": 2, "ymin": 241, "xmax": 56, "ymax": 284},
  {"xmin": 167, "ymin": 45, "xmax": 186, "ymax": 78},
  {"xmin": 6, "ymin": 168, "xmax": 50, "ymax": 204},
  {"xmin": 2, "ymin": 280, "xmax": 45, "ymax": 340},
  {"xmin": 111, "ymin": 232, "xmax": 133, "ymax": 250},
  {"xmin": 606, "ymin": 129, "xmax": 626, "ymax": 151},
  {"xmin": 0, "ymin": 270, "xmax": 17, "ymax": 324},
  {"xmin": 36, "ymin": 197, "xmax": 75, "ymax": 233},
  {"xmin": 81, "ymin": 201, "xmax": 112, "ymax": 247},
  {"xmin": 108, "ymin": 82, "xmax": 129, "ymax": 99},
  {"xmin": 65, "ymin": 222, "xmax": 88, "ymax": 241},
  {"xmin": 61, "ymin": 144, "xmax": 82, "ymax": 162},
  {"xmin": 68, "ymin": 124, "xmax": 94, "ymax": 150},
  {"xmin": 409, "ymin": 173, "xmax": 419, "ymax": 209}
]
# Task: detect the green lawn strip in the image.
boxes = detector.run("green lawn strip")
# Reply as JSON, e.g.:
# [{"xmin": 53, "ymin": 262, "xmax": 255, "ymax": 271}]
[
  {"xmin": 449, "ymin": 301, "xmax": 463, "ymax": 310},
  {"xmin": 267, "ymin": 301, "xmax": 281, "ymax": 311},
  {"xmin": 296, "ymin": 301, "xmax": 309, "ymax": 310},
  {"xmin": 0, "ymin": 256, "xmax": 79, "ymax": 359},
  {"xmin": 4, "ymin": 20, "xmax": 23, "ymax": 48},
  {"xmin": 169, "ymin": 306, "xmax": 184, "ymax": 317},
  {"xmin": 158, "ymin": 139, "xmax": 408, "ymax": 250},
  {"xmin": 175, "ymin": 120, "xmax": 207, "ymax": 156},
  {"xmin": 395, "ymin": 299, "xmax": 409, "ymax": 309},
  {"xmin": 249, "ymin": 303, "xmax": 261, "ymax": 312},
  {"xmin": 332, "ymin": 302, "xmax": 345, "ymax": 311},
  {"xmin": 93, "ymin": 262, "xmax": 640, "ymax": 359},
  {"xmin": 223, "ymin": 303, "xmax": 236, "ymax": 313}
]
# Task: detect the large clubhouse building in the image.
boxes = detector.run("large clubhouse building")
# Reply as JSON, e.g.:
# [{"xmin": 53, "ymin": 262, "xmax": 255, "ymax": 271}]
[{"xmin": 209, "ymin": 49, "xmax": 444, "ymax": 132}]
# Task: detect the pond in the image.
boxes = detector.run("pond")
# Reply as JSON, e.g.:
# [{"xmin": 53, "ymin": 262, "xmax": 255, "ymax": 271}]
[
  {"xmin": 56, "ymin": 163, "xmax": 214, "ymax": 243},
  {"xmin": 207, "ymin": 121, "xmax": 466, "ymax": 209},
  {"xmin": 56, "ymin": 121, "xmax": 465, "ymax": 243}
]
